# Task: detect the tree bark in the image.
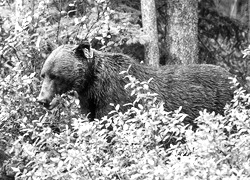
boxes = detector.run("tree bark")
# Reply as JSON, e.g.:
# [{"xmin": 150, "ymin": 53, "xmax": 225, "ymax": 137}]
[
  {"xmin": 15, "ymin": 0, "xmax": 23, "ymax": 35},
  {"xmin": 230, "ymin": 0, "xmax": 238, "ymax": 19},
  {"xmin": 166, "ymin": 0, "xmax": 198, "ymax": 64},
  {"xmin": 248, "ymin": 0, "xmax": 250, "ymax": 42},
  {"xmin": 141, "ymin": 0, "xmax": 160, "ymax": 68}
]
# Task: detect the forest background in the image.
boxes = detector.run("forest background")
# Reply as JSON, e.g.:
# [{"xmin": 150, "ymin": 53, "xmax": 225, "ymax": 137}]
[{"xmin": 1, "ymin": 0, "xmax": 250, "ymax": 179}]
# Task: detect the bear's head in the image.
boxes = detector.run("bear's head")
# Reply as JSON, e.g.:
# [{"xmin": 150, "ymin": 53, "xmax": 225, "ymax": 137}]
[{"xmin": 37, "ymin": 42, "xmax": 94, "ymax": 110}]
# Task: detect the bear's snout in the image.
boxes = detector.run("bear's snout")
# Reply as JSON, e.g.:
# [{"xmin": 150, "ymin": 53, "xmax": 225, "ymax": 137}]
[
  {"xmin": 37, "ymin": 92, "xmax": 61, "ymax": 110},
  {"xmin": 37, "ymin": 95, "xmax": 51, "ymax": 109}
]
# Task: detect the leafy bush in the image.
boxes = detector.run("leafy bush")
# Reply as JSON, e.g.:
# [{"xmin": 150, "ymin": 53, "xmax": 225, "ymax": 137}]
[
  {"xmin": 1, "ymin": 1, "xmax": 250, "ymax": 179},
  {"xmin": 4, "ymin": 73, "xmax": 187, "ymax": 179},
  {"xmin": 2, "ymin": 74, "xmax": 249, "ymax": 180},
  {"xmin": 164, "ymin": 78, "xmax": 250, "ymax": 179}
]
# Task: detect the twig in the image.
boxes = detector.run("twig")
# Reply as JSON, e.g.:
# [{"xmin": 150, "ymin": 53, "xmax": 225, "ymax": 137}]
[{"xmin": 56, "ymin": 0, "xmax": 62, "ymax": 43}]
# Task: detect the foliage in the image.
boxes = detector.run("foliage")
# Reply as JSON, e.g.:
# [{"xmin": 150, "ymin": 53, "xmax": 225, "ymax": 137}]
[
  {"xmin": 2, "ymin": 74, "xmax": 250, "ymax": 180},
  {"xmin": 168, "ymin": 78, "xmax": 250, "ymax": 179},
  {"xmin": 1, "ymin": 0, "xmax": 250, "ymax": 179},
  {"xmin": 198, "ymin": 1, "xmax": 250, "ymax": 82},
  {"xmin": 3, "ymin": 75, "xmax": 186, "ymax": 179}
]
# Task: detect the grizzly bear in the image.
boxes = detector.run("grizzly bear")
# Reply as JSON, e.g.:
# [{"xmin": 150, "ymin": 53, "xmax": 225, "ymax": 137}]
[{"xmin": 37, "ymin": 42, "xmax": 234, "ymax": 126}]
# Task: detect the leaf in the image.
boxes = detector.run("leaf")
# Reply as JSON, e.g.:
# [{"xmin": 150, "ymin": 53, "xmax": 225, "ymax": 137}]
[
  {"xmin": 11, "ymin": 167, "xmax": 20, "ymax": 172},
  {"xmin": 138, "ymin": 104, "xmax": 143, "ymax": 110},
  {"xmin": 81, "ymin": 16, "xmax": 87, "ymax": 22},
  {"xmin": 27, "ymin": 54, "xmax": 32, "ymax": 58},
  {"xmin": 107, "ymin": 41, "xmax": 114, "ymax": 46},
  {"xmin": 123, "ymin": 124, "xmax": 129, "ymax": 131},
  {"xmin": 58, "ymin": 160, "xmax": 64, "ymax": 168},
  {"xmin": 29, "ymin": 72, "xmax": 36, "ymax": 78},
  {"xmin": 126, "ymin": 38, "xmax": 133, "ymax": 45},
  {"xmin": 131, "ymin": 89, "xmax": 136, "ymax": 96},
  {"xmin": 124, "ymin": 83, "xmax": 131, "ymax": 89},
  {"xmin": 143, "ymin": 84, "xmax": 149, "ymax": 90},
  {"xmin": 36, "ymin": 35, "xmax": 42, "ymax": 48},
  {"xmin": 75, "ymin": 99, "xmax": 80, "ymax": 105},
  {"xmin": 50, "ymin": 157, "xmax": 60, "ymax": 162},
  {"xmin": 115, "ymin": 104, "xmax": 120, "ymax": 111},
  {"xmin": 74, "ymin": 18, "xmax": 79, "ymax": 25}
]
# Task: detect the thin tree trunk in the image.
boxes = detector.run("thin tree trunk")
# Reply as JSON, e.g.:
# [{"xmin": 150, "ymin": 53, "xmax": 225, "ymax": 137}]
[
  {"xmin": 31, "ymin": 0, "xmax": 35, "ymax": 22},
  {"xmin": 248, "ymin": 0, "xmax": 250, "ymax": 42},
  {"xmin": 15, "ymin": 0, "xmax": 23, "ymax": 35},
  {"xmin": 230, "ymin": 0, "xmax": 238, "ymax": 19},
  {"xmin": 166, "ymin": 0, "xmax": 198, "ymax": 64},
  {"xmin": 141, "ymin": 0, "xmax": 160, "ymax": 68}
]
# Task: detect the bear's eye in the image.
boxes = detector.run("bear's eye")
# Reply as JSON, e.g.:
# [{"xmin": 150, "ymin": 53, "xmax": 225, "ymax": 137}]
[
  {"xmin": 49, "ymin": 74, "xmax": 57, "ymax": 80},
  {"xmin": 41, "ymin": 74, "xmax": 45, "ymax": 78}
]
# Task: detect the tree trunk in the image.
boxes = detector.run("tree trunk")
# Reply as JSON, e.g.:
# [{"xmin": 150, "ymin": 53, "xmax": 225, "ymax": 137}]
[
  {"xmin": 31, "ymin": 0, "xmax": 35, "ymax": 22},
  {"xmin": 230, "ymin": 0, "xmax": 238, "ymax": 19},
  {"xmin": 166, "ymin": 0, "xmax": 198, "ymax": 64},
  {"xmin": 248, "ymin": 0, "xmax": 250, "ymax": 42},
  {"xmin": 15, "ymin": 0, "xmax": 23, "ymax": 35},
  {"xmin": 141, "ymin": 0, "xmax": 160, "ymax": 68}
]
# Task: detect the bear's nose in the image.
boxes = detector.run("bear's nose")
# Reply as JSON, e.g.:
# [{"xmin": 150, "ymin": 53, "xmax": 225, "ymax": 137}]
[{"xmin": 37, "ymin": 97, "xmax": 50, "ymax": 108}]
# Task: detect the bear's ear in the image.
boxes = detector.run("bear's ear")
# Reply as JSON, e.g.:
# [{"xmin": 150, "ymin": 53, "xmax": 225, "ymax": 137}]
[
  {"xmin": 74, "ymin": 41, "xmax": 93, "ymax": 60},
  {"xmin": 45, "ymin": 40, "xmax": 58, "ymax": 54}
]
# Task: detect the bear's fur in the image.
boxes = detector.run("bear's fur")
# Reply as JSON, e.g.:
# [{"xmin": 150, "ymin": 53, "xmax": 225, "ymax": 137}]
[{"xmin": 37, "ymin": 42, "xmax": 234, "ymax": 125}]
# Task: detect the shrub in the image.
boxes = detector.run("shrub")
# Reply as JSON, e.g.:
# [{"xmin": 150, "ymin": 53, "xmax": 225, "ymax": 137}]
[
  {"xmin": 6, "ymin": 74, "xmax": 187, "ymax": 179},
  {"xmin": 4, "ymin": 74, "xmax": 250, "ymax": 180},
  {"xmin": 165, "ymin": 78, "xmax": 250, "ymax": 179}
]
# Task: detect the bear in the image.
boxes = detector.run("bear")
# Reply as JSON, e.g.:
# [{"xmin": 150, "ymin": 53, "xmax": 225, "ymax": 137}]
[{"xmin": 37, "ymin": 42, "xmax": 234, "ymax": 126}]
